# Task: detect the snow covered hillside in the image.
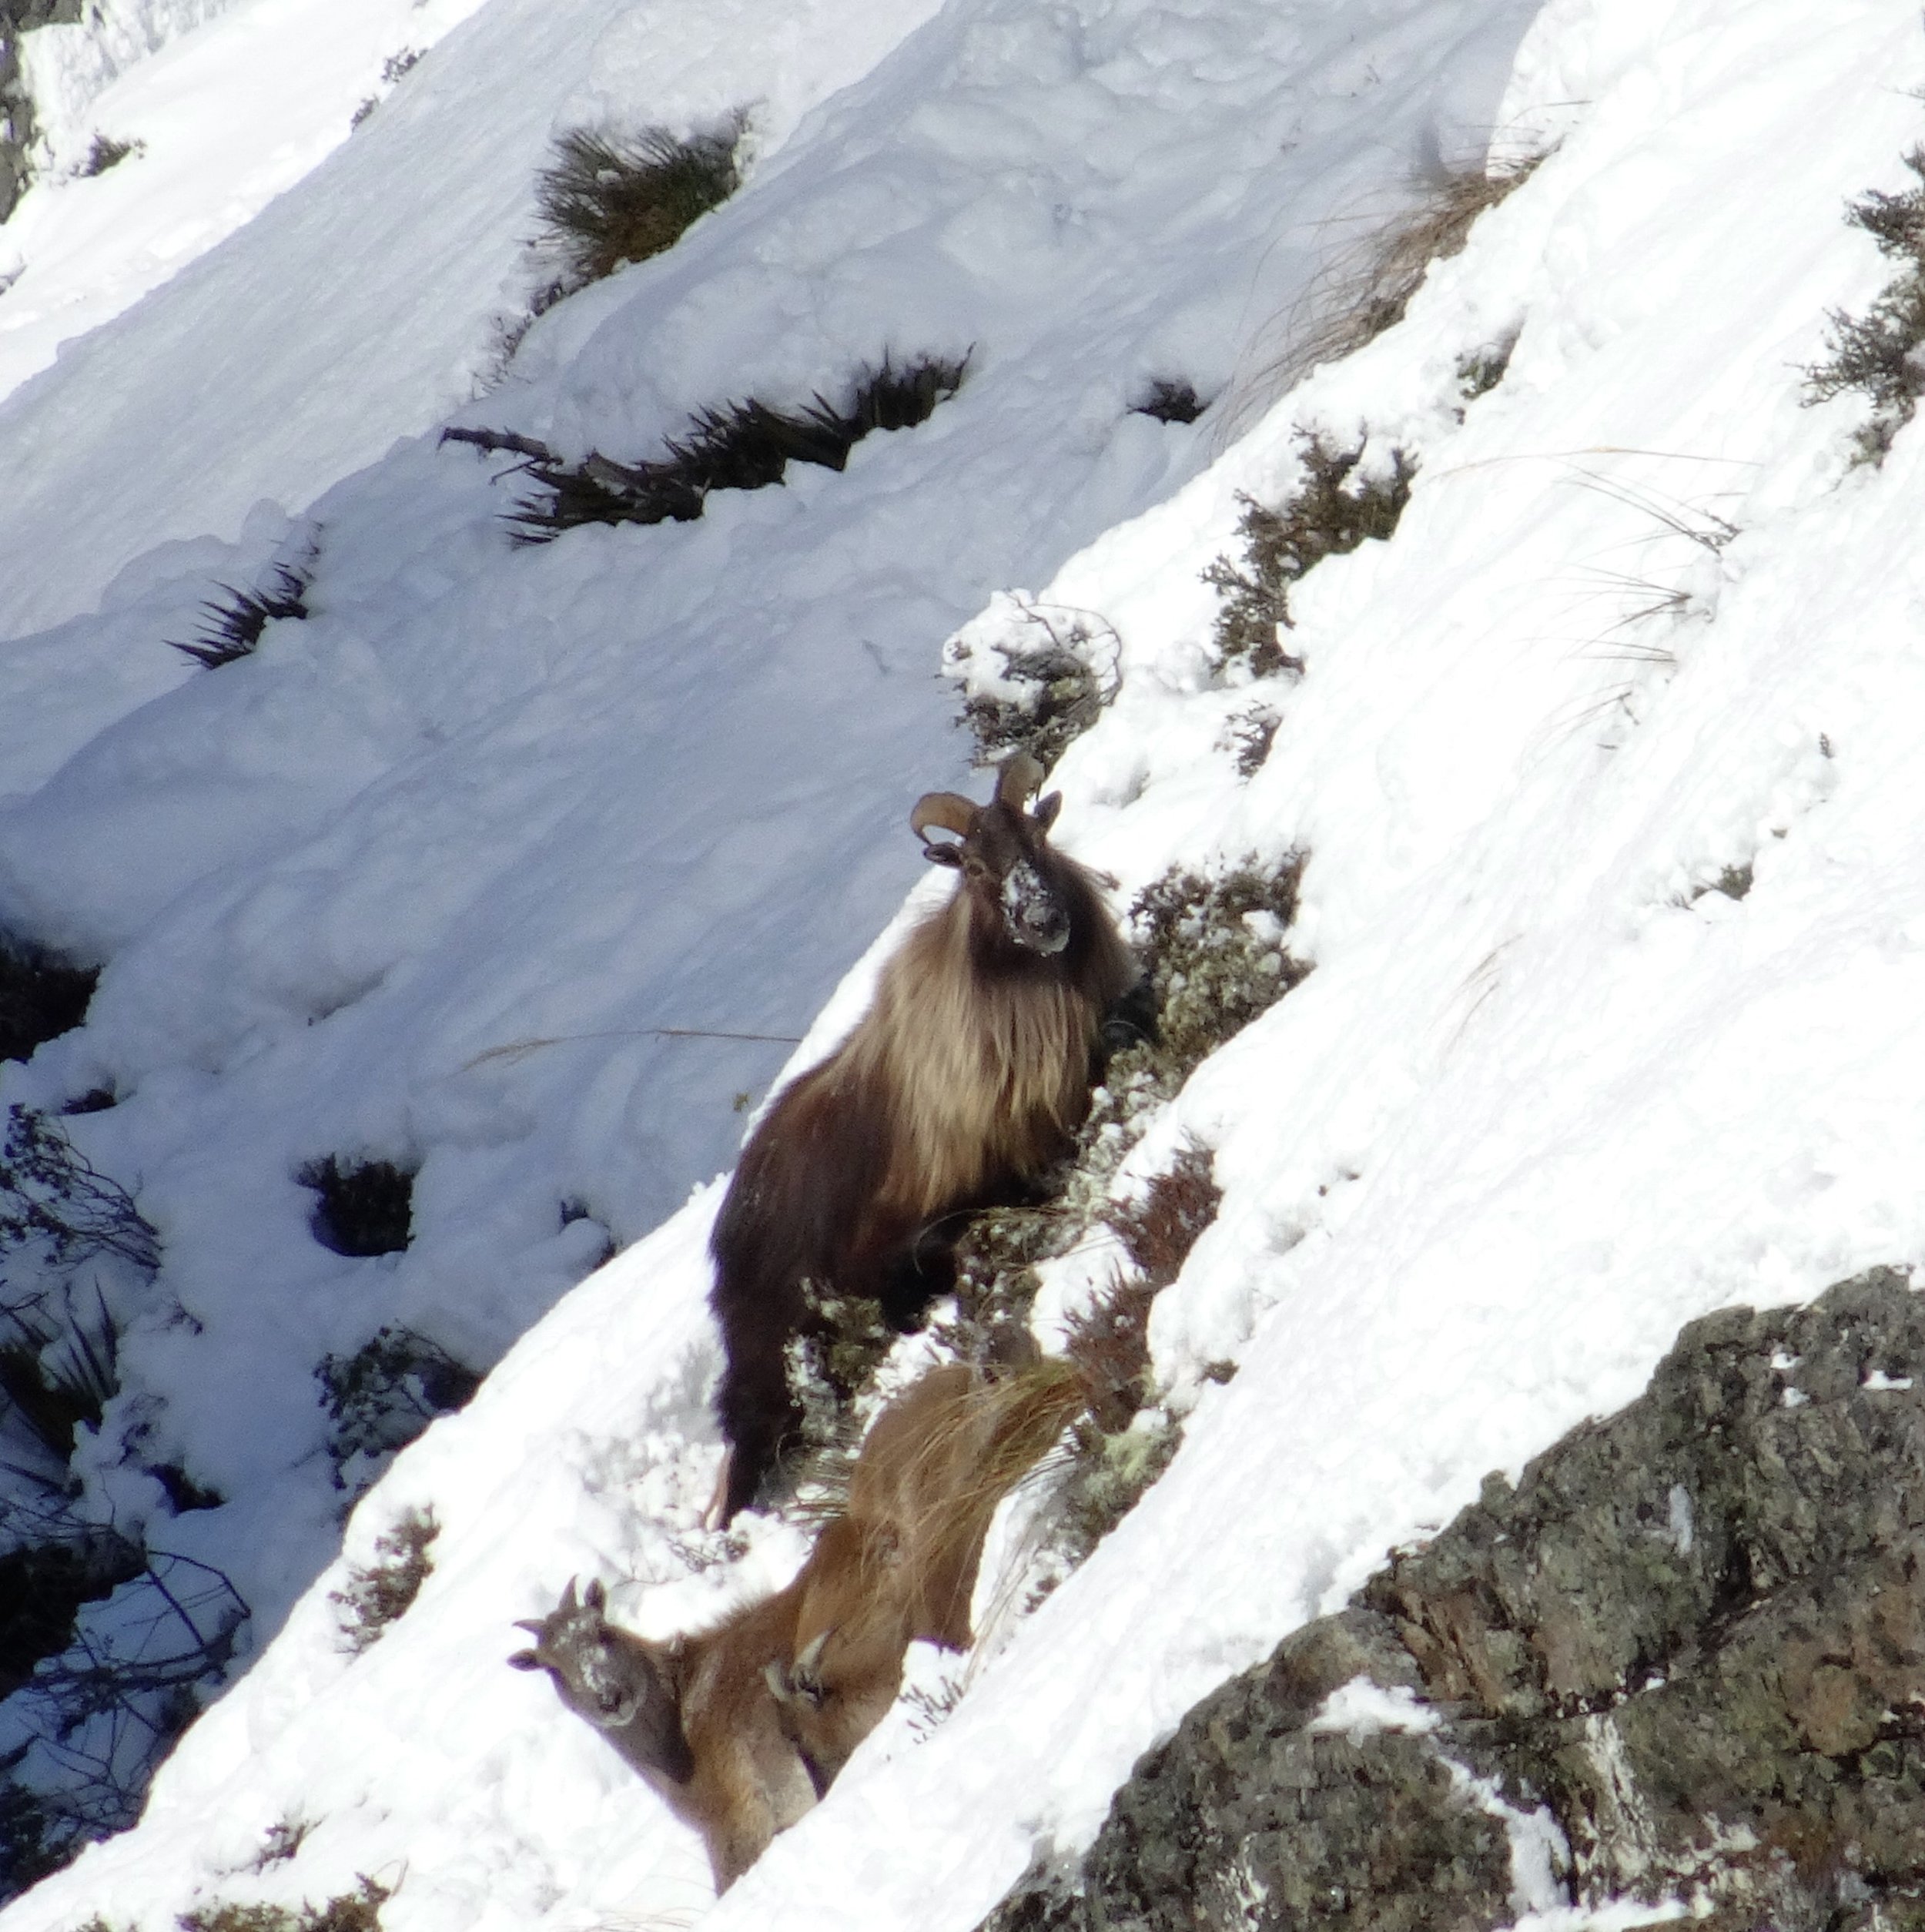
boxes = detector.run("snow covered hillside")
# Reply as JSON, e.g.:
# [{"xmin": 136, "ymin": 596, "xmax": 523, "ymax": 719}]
[{"xmin": 5, "ymin": 0, "xmax": 1925, "ymax": 1924}]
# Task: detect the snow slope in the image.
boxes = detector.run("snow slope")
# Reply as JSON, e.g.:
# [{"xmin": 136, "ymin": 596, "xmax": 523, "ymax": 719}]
[
  {"xmin": 0, "ymin": 0, "xmax": 945, "ymax": 641},
  {"xmin": 9, "ymin": 0, "xmax": 1925, "ymax": 1924},
  {"xmin": 0, "ymin": 0, "xmax": 1542, "ymax": 1901},
  {"xmin": 0, "ymin": 0, "xmax": 494, "ymax": 403}
]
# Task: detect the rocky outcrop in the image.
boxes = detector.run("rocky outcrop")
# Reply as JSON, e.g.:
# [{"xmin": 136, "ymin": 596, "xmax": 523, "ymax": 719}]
[
  {"xmin": 986, "ymin": 1269, "xmax": 1925, "ymax": 1932},
  {"xmin": 1, "ymin": 0, "xmax": 81, "ymax": 222}
]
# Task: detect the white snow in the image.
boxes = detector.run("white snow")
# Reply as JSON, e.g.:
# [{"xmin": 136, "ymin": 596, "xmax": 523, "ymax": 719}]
[{"xmin": 5, "ymin": 0, "xmax": 1925, "ymax": 1926}]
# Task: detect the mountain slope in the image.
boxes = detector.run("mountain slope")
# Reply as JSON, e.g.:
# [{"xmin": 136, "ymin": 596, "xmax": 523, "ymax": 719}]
[{"xmin": 7, "ymin": 0, "xmax": 1925, "ymax": 1924}]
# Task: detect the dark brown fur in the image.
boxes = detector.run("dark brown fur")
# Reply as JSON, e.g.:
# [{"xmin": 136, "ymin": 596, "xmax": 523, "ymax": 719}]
[{"xmin": 709, "ymin": 756, "xmax": 1138, "ymax": 1521}]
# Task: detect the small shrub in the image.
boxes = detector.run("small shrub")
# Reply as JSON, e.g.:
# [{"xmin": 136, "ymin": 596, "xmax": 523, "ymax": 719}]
[
  {"xmin": 1203, "ymin": 434, "xmax": 1415, "ymax": 676},
  {"xmin": 251, "ymin": 1816, "xmax": 311, "ymax": 1868},
  {"xmin": 1124, "ymin": 855, "xmax": 1311, "ymax": 1090},
  {"xmin": 957, "ymin": 603, "xmax": 1120, "ymax": 771},
  {"xmin": 178, "ymin": 1878, "xmax": 391, "ymax": 1932},
  {"xmin": 297, "ymin": 1156, "xmax": 413, "ymax": 1258},
  {"xmin": 169, "ymin": 559, "xmax": 311, "ymax": 670},
  {"xmin": 0, "ymin": 1107, "xmax": 160, "ymax": 1273},
  {"xmin": 1224, "ymin": 705, "xmax": 1279, "ymax": 778},
  {"xmin": 330, "ymin": 1509, "xmax": 437, "ymax": 1654},
  {"xmin": 1046, "ymin": 1409, "xmax": 1181, "ymax": 1569},
  {"xmin": 315, "ymin": 1328, "xmax": 477, "ymax": 1486},
  {"xmin": 1130, "ymin": 378, "xmax": 1207, "ymax": 424},
  {"xmin": 380, "ymin": 49, "xmax": 420, "ymax": 86},
  {"xmin": 1804, "ymin": 146, "xmax": 1925, "ymax": 464},
  {"xmin": 534, "ymin": 118, "xmax": 743, "ymax": 294},
  {"xmin": 79, "ymin": 136, "xmax": 142, "ymax": 178},
  {"xmin": 493, "ymin": 352, "xmax": 968, "ymax": 540},
  {"xmin": 1, "ymin": 937, "xmax": 98, "ymax": 1066},
  {"xmin": 950, "ymin": 854, "xmax": 1301, "ymax": 1460}
]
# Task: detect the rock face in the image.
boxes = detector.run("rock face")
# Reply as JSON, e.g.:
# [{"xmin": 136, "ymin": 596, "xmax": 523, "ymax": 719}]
[
  {"xmin": 1, "ymin": 0, "xmax": 81, "ymax": 223},
  {"xmin": 985, "ymin": 1270, "xmax": 1925, "ymax": 1932}
]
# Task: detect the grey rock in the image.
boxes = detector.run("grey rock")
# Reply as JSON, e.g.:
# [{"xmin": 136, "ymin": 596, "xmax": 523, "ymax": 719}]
[
  {"xmin": 983, "ymin": 1268, "xmax": 1925, "ymax": 1932},
  {"xmin": 1, "ymin": 0, "xmax": 82, "ymax": 225}
]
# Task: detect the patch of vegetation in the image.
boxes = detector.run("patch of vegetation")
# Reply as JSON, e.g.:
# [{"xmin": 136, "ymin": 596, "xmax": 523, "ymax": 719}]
[
  {"xmin": 1130, "ymin": 378, "xmax": 1207, "ymax": 425},
  {"xmin": 0, "ymin": 1290, "xmax": 119, "ymax": 1468},
  {"xmin": 1063, "ymin": 1141, "xmax": 1220, "ymax": 1434},
  {"xmin": 0, "ymin": 1544, "xmax": 248, "ymax": 1897},
  {"xmin": 1223, "ymin": 704, "xmax": 1279, "ymax": 778},
  {"xmin": 957, "ymin": 603, "xmax": 1121, "ymax": 772},
  {"xmin": 1, "ymin": 936, "xmax": 98, "ymax": 1066},
  {"xmin": 315, "ymin": 1327, "xmax": 477, "ymax": 1488},
  {"xmin": 169, "ymin": 558, "xmax": 312, "ymax": 670},
  {"xmin": 296, "ymin": 1156, "xmax": 414, "ymax": 1258},
  {"xmin": 454, "ymin": 351, "xmax": 967, "ymax": 540},
  {"xmin": 178, "ymin": 1877, "xmax": 391, "ymax": 1932},
  {"xmin": 0, "ymin": 1524, "xmax": 145, "ymax": 1701},
  {"xmin": 1455, "ymin": 333, "xmax": 1516, "ymax": 405},
  {"xmin": 1804, "ymin": 146, "xmax": 1925, "ymax": 464},
  {"xmin": 534, "ymin": 118, "xmax": 744, "ymax": 297},
  {"xmin": 1123, "ymin": 855, "xmax": 1311, "ymax": 1089},
  {"xmin": 1203, "ymin": 433, "xmax": 1415, "ymax": 677},
  {"xmin": 330, "ymin": 1510, "xmax": 437, "ymax": 1655},
  {"xmin": 79, "ymin": 136, "xmax": 142, "ymax": 178},
  {"xmin": 1234, "ymin": 153, "xmax": 1545, "ymax": 427},
  {"xmin": 0, "ymin": 1107, "xmax": 160, "ymax": 1274}
]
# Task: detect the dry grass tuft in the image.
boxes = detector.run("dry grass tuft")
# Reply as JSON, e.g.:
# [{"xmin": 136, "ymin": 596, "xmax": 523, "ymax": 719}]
[{"xmin": 1224, "ymin": 152, "xmax": 1545, "ymax": 437}]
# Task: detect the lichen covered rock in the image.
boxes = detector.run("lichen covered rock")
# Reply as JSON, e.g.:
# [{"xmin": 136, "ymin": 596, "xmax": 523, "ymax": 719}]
[{"xmin": 986, "ymin": 1269, "xmax": 1925, "ymax": 1932}]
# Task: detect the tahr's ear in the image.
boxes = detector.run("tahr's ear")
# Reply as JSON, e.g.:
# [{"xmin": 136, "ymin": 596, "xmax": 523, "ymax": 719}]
[
  {"xmin": 1032, "ymin": 792, "xmax": 1063, "ymax": 835},
  {"xmin": 507, "ymin": 1649, "xmax": 544, "ymax": 1672},
  {"xmin": 922, "ymin": 841, "xmax": 966, "ymax": 869}
]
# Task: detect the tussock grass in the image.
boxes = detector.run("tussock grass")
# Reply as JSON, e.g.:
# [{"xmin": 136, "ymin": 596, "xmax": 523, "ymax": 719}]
[
  {"xmin": 491, "ymin": 352, "xmax": 969, "ymax": 540},
  {"xmin": 1805, "ymin": 146, "xmax": 1925, "ymax": 464},
  {"xmin": 331, "ymin": 1510, "xmax": 438, "ymax": 1655},
  {"xmin": 169, "ymin": 558, "xmax": 311, "ymax": 670},
  {"xmin": 534, "ymin": 119, "xmax": 744, "ymax": 295},
  {"xmin": 297, "ymin": 1155, "xmax": 413, "ymax": 1258},
  {"xmin": 1204, "ymin": 434, "xmax": 1415, "ymax": 677},
  {"xmin": 0, "ymin": 936, "xmax": 97, "ymax": 1065},
  {"xmin": 1130, "ymin": 378, "xmax": 1207, "ymax": 425}
]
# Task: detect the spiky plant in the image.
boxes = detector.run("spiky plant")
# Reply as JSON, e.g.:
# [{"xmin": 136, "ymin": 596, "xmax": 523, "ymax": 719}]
[
  {"xmin": 535, "ymin": 119, "xmax": 744, "ymax": 291},
  {"xmin": 170, "ymin": 559, "xmax": 311, "ymax": 670}
]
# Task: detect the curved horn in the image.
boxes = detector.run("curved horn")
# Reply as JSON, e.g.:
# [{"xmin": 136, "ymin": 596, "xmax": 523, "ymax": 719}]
[
  {"xmin": 910, "ymin": 792, "xmax": 976, "ymax": 842},
  {"xmin": 995, "ymin": 752, "xmax": 1045, "ymax": 807},
  {"xmin": 793, "ymin": 1629, "xmax": 831, "ymax": 1679},
  {"xmin": 559, "ymin": 1576, "xmax": 579, "ymax": 1613},
  {"xmin": 513, "ymin": 1618, "xmax": 549, "ymax": 1637}
]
